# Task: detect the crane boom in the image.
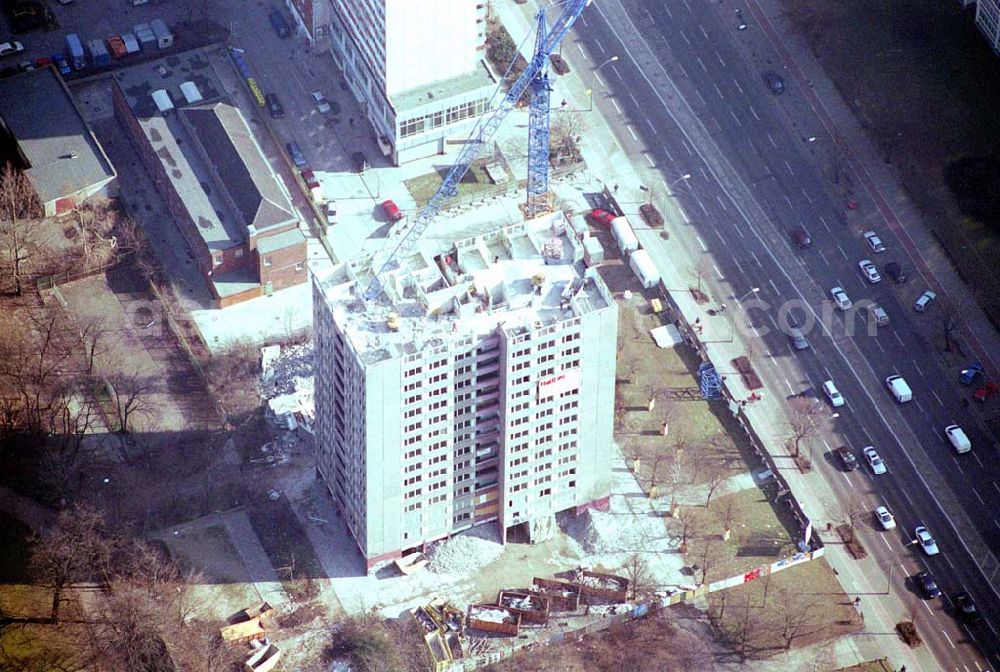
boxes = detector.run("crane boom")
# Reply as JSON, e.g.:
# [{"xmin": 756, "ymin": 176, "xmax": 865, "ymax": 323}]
[{"xmin": 363, "ymin": 0, "xmax": 592, "ymax": 301}]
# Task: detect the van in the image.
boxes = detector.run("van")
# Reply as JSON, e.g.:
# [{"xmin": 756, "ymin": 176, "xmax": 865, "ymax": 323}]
[
  {"xmin": 885, "ymin": 375, "xmax": 912, "ymax": 403},
  {"xmin": 945, "ymin": 424, "xmax": 971, "ymax": 454},
  {"xmin": 822, "ymin": 380, "xmax": 845, "ymax": 407}
]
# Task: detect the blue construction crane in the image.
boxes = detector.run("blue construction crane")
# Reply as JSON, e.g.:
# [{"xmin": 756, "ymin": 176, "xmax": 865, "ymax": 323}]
[{"xmin": 364, "ymin": 0, "xmax": 592, "ymax": 301}]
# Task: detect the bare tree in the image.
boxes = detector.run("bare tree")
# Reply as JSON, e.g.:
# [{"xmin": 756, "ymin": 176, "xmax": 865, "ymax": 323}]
[
  {"xmin": 694, "ymin": 539, "xmax": 721, "ymax": 585},
  {"xmin": 713, "ymin": 496, "xmax": 740, "ymax": 541},
  {"xmin": 550, "ymin": 109, "xmax": 585, "ymax": 163},
  {"xmin": 115, "ymin": 216, "xmax": 159, "ymax": 283},
  {"xmin": 621, "ymin": 553, "xmax": 653, "ymax": 600},
  {"xmin": 28, "ymin": 505, "xmax": 119, "ymax": 622},
  {"xmin": 834, "ymin": 494, "xmax": 867, "ymax": 543},
  {"xmin": 88, "ymin": 586, "xmax": 175, "ymax": 672},
  {"xmin": 676, "ymin": 508, "xmax": 700, "ymax": 553},
  {"xmin": 79, "ymin": 319, "xmax": 109, "ymax": 376},
  {"xmin": 105, "ymin": 366, "xmax": 156, "ymax": 435},
  {"xmin": 699, "ymin": 457, "xmax": 731, "ymax": 505},
  {"xmin": 775, "ymin": 590, "xmax": 824, "ymax": 651},
  {"xmin": 0, "ymin": 163, "xmax": 44, "ymax": 296},
  {"xmin": 689, "ymin": 257, "xmax": 711, "ymax": 298},
  {"xmin": 785, "ymin": 396, "xmax": 829, "ymax": 458}
]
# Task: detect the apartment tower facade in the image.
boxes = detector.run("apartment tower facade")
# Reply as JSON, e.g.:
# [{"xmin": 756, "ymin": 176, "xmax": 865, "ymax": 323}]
[
  {"xmin": 327, "ymin": 0, "xmax": 495, "ymax": 164},
  {"xmin": 312, "ymin": 214, "xmax": 617, "ymax": 571}
]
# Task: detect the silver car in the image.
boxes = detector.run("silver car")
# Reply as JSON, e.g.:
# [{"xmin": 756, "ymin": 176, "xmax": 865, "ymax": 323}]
[
  {"xmin": 859, "ymin": 259, "xmax": 881, "ymax": 284},
  {"xmin": 915, "ymin": 525, "xmax": 939, "ymax": 556}
]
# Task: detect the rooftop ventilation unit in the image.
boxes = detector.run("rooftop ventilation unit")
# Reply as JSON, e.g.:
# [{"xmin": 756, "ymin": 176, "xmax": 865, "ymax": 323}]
[
  {"xmin": 179, "ymin": 81, "xmax": 203, "ymax": 104},
  {"xmin": 151, "ymin": 89, "xmax": 174, "ymax": 113}
]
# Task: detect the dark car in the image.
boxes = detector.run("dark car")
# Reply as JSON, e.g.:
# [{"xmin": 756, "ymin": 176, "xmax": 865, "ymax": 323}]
[
  {"xmin": 790, "ymin": 227, "xmax": 811, "ymax": 249},
  {"xmin": 286, "ymin": 141, "xmax": 307, "ymax": 169},
  {"xmin": 265, "ymin": 93, "xmax": 284, "ymax": 119},
  {"xmin": 269, "ymin": 8, "xmax": 292, "ymax": 38},
  {"xmin": 763, "ymin": 72, "xmax": 784, "ymax": 94},
  {"xmin": 955, "ymin": 592, "xmax": 981, "ymax": 624},
  {"xmin": 588, "ymin": 208, "xmax": 616, "ymax": 227},
  {"xmin": 52, "ymin": 52, "xmax": 71, "ymax": 75},
  {"xmin": 884, "ymin": 261, "xmax": 906, "ymax": 284},
  {"xmin": 352, "ymin": 151, "xmax": 369, "ymax": 174},
  {"xmin": 915, "ymin": 571, "xmax": 941, "ymax": 599},
  {"xmin": 381, "ymin": 199, "xmax": 404, "ymax": 222},
  {"xmin": 836, "ymin": 446, "xmax": 858, "ymax": 472}
]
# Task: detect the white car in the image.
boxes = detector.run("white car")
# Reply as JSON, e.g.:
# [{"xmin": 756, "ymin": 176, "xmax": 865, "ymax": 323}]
[
  {"xmin": 822, "ymin": 380, "xmax": 845, "ymax": 408},
  {"xmin": 863, "ymin": 231, "xmax": 886, "ymax": 253},
  {"xmin": 944, "ymin": 424, "xmax": 971, "ymax": 454},
  {"xmin": 859, "ymin": 259, "xmax": 881, "ymax": 284},
  {"xmin": 875, "ymin": 506, "xmax": 896, "ymax": 530},
  {"xmin": 914, "ymin": 290, "xmax": 936, "ymax": 312},
  {"xmin": 862, "ymin": 446, "xmax": 886, "ymax": 474},
  {"xmin": 311, "ymin": 90, "xmax": 332, "ymax": 114},
  {"xmin": 915, "ymin": 525, "xmax": 939, "ymax": 556},
  {"xmin": 325, "ymin": 200, "xmax": 338, "ymax": 225},
  {"xmin": 0, "ymin": 41, "xmax": 25, "ymax": 58},
  {"xmin": 830, "ymin": 286, "xmax": 852, "ymax": 311}
]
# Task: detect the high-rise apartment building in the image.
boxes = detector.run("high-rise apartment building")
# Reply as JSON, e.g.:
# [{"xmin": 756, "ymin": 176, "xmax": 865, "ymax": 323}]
[
  {"xmin": 327, "ymin": 0, "xmax": 496, "ymax": 164},
  {"xmin": 312, "ymin": 214, "xmax": 618, "ymax": 571},
  {"xmin": 977, "ymin": 0, "xmax": 1000, "ymax": 55}
]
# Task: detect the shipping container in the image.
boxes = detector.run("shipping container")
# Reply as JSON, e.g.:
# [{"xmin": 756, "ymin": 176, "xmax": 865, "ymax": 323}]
[{"xmin": 150, "ymin": 19, "xmax": 173, "ymax": 49}]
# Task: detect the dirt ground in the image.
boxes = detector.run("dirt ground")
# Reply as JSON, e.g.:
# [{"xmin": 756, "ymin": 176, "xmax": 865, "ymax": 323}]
[{"xmin": 783, "ymin": 0, "xmax": 1000, "ymax": 329}]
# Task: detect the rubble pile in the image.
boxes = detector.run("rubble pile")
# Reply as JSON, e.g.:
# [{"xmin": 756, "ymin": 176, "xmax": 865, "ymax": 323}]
[
  {"xmin": 473, "ymin": 608, "xmax": 512, "ymax": 624},
  {"xmin": 427, "ymin": 526, "xmax": 504, "ymax": 575},
  {"xmin": 260, "ymin": 344, "xmax": 316, "ymax": 428}
]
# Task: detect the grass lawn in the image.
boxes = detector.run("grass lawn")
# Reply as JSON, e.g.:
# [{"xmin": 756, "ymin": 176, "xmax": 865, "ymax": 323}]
[
  {"xmin": 404, "ymin": 158, "xmax": 512, "ymax": 208},
  {"xmin": 706, "ymin": 558, "xmax": 863, "ymax": 659},
  {"xmin": 246, "ymin": 495, "xmax": 324, "ymax": 595}
]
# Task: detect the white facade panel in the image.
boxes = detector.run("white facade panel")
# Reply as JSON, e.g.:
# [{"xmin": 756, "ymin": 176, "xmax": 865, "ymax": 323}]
[{"xmin": 384, "ymin": 0, "xmax": 478, "ymax": 95}]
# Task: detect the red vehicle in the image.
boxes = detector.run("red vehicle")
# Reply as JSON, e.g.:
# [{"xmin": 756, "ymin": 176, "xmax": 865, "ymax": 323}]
[
  {"xmin": 588, "ymin": 208, "xmax": 616, "ymax": 227},
  {"xmin": 974, "ymin": 382, "xmax": 997, "ymax": 403},
  {"xmin": 300, "ymin": 168, "xmax": 320, "ymax": 190},
  {"xmin": 381, "ymin": 199, "xmax": 404, "ymax": 222},
  {"xmin": 105, "ymin": 36, "xmax": 127, "ymax": 60}
]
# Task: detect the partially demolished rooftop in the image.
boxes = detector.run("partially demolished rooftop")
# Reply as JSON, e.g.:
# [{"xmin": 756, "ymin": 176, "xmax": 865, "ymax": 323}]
[{"xmin": 314, "ymin": 212, "xmax": 614, "ymax": 365}]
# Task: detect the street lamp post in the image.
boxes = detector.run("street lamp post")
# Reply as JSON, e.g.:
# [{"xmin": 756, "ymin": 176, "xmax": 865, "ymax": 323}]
[
  {"xmin": 586, "ymin": 56, "xmax": 619, "ymax": 111},
  {"xmin": 737, "ymin": 287, "xmax": 760, "ymax": 303},
  {"xmin": 668, "ymin": 173, "xmax": 692, "ymax": 196}
]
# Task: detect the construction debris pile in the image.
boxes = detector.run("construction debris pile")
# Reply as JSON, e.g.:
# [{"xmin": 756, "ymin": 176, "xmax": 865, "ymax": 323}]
[
  {"xmin": 426, "ymin": 525, "xmax": 504, "ymax": 575},
  {"xmin": 260, "ymin": 344, "xmax": 315, "ymax": 429},
  {"xmin": 219, "ymin": 603, "xmax": 282, "ymax": 672},
  {"xmin": 472, "ymin": 608, "xmax": 513, "ymax": 624}
]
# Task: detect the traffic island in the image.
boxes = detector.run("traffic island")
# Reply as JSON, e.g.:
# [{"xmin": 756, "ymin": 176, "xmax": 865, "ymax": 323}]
[{"xmin": 895, "ymin": 620, "xmax": 922, "ymax": 648}]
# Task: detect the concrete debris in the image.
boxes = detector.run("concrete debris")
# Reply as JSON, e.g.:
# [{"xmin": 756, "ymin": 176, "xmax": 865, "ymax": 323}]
[
  {"xmin": 580, "ymin": 574, "xmax": 622, "ymax": 590},
  {"xmin": 589, "ymin": 604, "xmax": 628, "ymax": 616},
  {"xmin": 260, "ymin": 344, "xmax": 315, "ymax": 426},
  {"xmin": 473, "ymin": 608, "xmax": 512, "ymax": 623},
  {"xmin": 427, "ymin": 525, "xmax": 504, "ymax": 575}
]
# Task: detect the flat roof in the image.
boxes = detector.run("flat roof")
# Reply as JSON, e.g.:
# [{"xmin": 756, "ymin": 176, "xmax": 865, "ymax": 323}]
[
  {"xmin": 391, "ymin": 59, "xmax": 497, "ymax": 114},
  {"xmin": 0, "ymin": 68, "xmax": 116, "ymax": 205},
  {"xmin": 315, "ymin": 212, "xmax": 614, "ymax": 365},
  {"xmin": 257, "ymin": 227, "xmax": 306, "ymax": 255}
]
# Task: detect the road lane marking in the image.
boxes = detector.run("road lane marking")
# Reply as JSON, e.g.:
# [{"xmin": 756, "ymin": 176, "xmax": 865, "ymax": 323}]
[
  {"xmin": 697, "ymin": 236, "xmax": 707, "ymax": 251},
  {"xmin": 973, "ymin": 488, "xmax": 986, "ymax": 505},
  {"xmin": 900, "ymin": 488, "xmax": 915, "ymax": 507},
  {"xmin": 837, "ymin": 244, "xmax": 849, "ymax": 260},
  {"xmin": 994, "ymin": 481, "xmax": 1000, "ymax": 496},
  {"xmin": 749, "ymin": 105, "xmax": 760, "ymax": 121},
  {"xmin": 944, "ymin": 555, "xmax": 957, "ymax": 572},
  {"xmin": 677, "ymin": 61, "xmax": 690, "ymax": 79},
  {"xmin": 784, "ymin": 160, "xmax": 795, "ymax": 176},
  {"xmin": 729, "ymin": 109, "xmax": 742, "ymax": 127},
  {"xmin": 698, "ymin": 198, "xmax": 708, "ymax": 216},
  {"xmin": 699, "ymin": 165, "xmax": 710, "ymax": 180},
  {"xmin": 664, "ymin": 5, "xmax": 673, "ymax": 19},
  {"xmin": 819, "ymin": 215, "xmax": 831, "ymax": 232},
  {"xmin": 874, "ymin": 338, "xmax": 885, "ymax": 354},
  {"xmin": 931, "ymin": 390, "xmax": 943, "ymax": 407},
  {"xmin": 912, "ymin": 359, "xmax": 925, "ymax": 377},
  {"xmin": 921, "ymin": 599, "xmax": 933, "ymax": 616},
  {"xmin": 802, "ymin": 188, "xmax": 814, "ymax": 204},
  {"xmin": 766, "ymin": 351, "xmax": 777, "ymax": 366},
  {"xmin": 713, "ymin": 263, "xmax": 724, "ymax": 279},
  {"xmin": 716, "ymin": 194, "xmax": 728, "ymax": 211},
  {"xmin": 610, "ymin": 65, "xmax": 622, "ymax": 80},
  {"xmin": 594, "ymin": 72, "xmax": 606, "ymax": 87},
  {"xmin": 575, "ymin": 43, "xmax": 589, "ymax": 59},
  {"xmin": 769, "ymin": 278, "xmax": 780, "ymax": 295},
  {"xmin": 818, "ymin": 249, "xmax": 830, "ymax": 267},
  {"xmin": 715, "ymin": 51, "xmax": 726, "ymax": 67},
  {"xmin": 767, "ymin": 132, "xmax": 777, "ymax": 148},
  {"xmin": 783, "ymin": 194, "xmax": 793, "ymax": 210},
  {"xmin": 942, "ymin": 630, "xmax": 955, "ymax": 648},
  {"xmin": 751, "ymin": 251, "xmax": 763, "ymax": 268},
  {"xmin": 894, "ymin": 330, "xmax": 905, "ymax": 346},
  {"xmin": 914, "ymin": 399, "xmax": 925, "ymax": 413},
  {"xmin": 697, "ymin": 56, "xmax": 708, "ymax": 73},
  {"xmin": 714, "ymin": 228, "xmax": 725, "ymax": 244},
  {"xmin": 972, "ymin": 452, "xmax": 983, "ymax": 469},
  {"xmin": 880, "ymin": 535, "xmax": 893, "ymax": 551},
  {"xmin": 732, "ymin": 256, "xmax": 745, "ymax": 275},
  {"xmin": 784, "ymin": 378, "xmax": 794, "ymax": 394},
  {"xmin": 645, "ymin": 154, "xmax": 655, "ymax": 167},
  {"xmin": 841, "ymin": 472, "xmax": 853, "ymax": 486},
  {"xmin": 627, "ymin": 126, "xmax": 638, "ymax": 141},
  {"xmin": 628, "ymin": 91, "xmax": 640, "ymax": 107},
  {"xmin": 594, "ymin": 38, "xmax": 605, "ymax": 54},
  {"xmin": 683, "ymin": 140, "xmax": 693, "ymax": 156},
  {"xmin": 645, "ymin": 118, "xmax": 659, "ymax": 136},
  {"xmin": 951, "ymin": 455, "xmax": 965, "ymax": 475},
  {"xmin": 682, "ymin": 0, "xmax": 692, "ymax": 11},
  {"xmin": 732, "ymin": 78, "xmax": 744, "ymax": 94},
  {"xmin": 699, "ymin": 25, "xmax": 709, "ymax": 40},
  {"xmin": 664, "ymin": 146, "xmax": 674, "ymax": 162},
  {"xmin": 611, "ymin": 98, "xmax": 622, "ymax": 114}
]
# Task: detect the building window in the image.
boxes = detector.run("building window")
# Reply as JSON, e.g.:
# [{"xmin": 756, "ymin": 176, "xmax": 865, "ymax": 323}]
[
  {"xmin": 262, "ymin": 256, "xmax": 272, "ymax": 267},
  {"xmin": 295, "ymin": 263, "xmax": 304, "ymax": 272},
  {"xmin": 235, "ymin": 248, "xmax": 244, "ymax": 258},
  {"xmin": 213, "ymin": 255, "xmax": 223, "ymax": 267}
]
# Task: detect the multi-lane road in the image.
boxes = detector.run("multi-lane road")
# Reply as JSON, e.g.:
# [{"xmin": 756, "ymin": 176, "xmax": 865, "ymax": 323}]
[{"xmin": 566, "ymin": 0, "xmax": 1000, "ymax": 668}]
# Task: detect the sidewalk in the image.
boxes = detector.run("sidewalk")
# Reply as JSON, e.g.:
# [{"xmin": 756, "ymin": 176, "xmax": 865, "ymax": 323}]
[{"xmin": 491, "ymin": 1, "xmax": 938, "ymax": 669}]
